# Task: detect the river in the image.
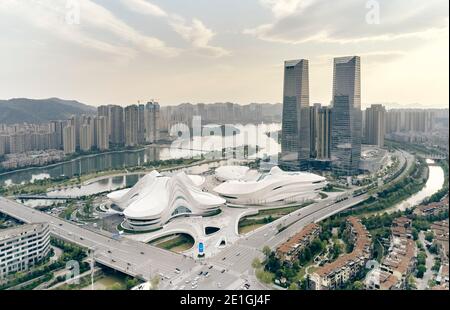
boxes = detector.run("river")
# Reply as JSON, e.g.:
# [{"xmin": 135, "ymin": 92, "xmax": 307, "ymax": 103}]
[
  {"xmin": 0, "ymin": 123, "xmax": 281, "ymax": 187},
  {"xmin": 391, "ymin": 159, "xmax": 445, "ymax": 212}
]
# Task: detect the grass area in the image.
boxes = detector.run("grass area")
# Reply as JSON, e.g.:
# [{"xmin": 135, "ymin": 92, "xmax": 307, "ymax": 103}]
[
  {"xmin": 59, "ymin": 203, "xmax": 77, "ymax": 220},
  {"xmin": 150, "ymin": 234, "xmax": 195, "ymax": 253},
  {"xmin": 238, "ymin": 223, "xmax": 265, "ymax": 234},
  {"xmin": 238, "ymin": 203, "xmax": 311, "ymax": 235}
]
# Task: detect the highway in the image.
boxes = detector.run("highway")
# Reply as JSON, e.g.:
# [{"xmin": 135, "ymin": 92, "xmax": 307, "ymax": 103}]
[
  {"xmin": 0, "ymin": 197, "xmax": 196, "ymax": 283},
  {"xmin": 0, "ymin": 150, "xmax": 412, "ymax": 290},
  {"xmin": 168, "ymin": 194, "xmax": 369, "ymax": 290},
  {"xmin": 0, "ymin": 193, "xmax": 367, "ymax": 290}
]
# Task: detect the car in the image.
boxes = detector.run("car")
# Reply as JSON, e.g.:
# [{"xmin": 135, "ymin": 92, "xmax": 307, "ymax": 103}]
[
  {"xmin": 221, "ymin": 269, "xmax": 226, "ymax": 274},
  {"xmin": 264, "ymin": 233, "xmax": 268, "ymax": 237},
  {"xmin": 208, "ymin": 265, "xmax": 213, "ymax": 270},
  {"xmin": 175, "ymin": 268, "xmax": 181, "ymax": 274},
  {"xmin": 194, "ymin": 276, "xmax": 200, "ymax": 281},
  {"xmin": 59, "ymin": 223, "xmax": 63, "ymax": 227},
  {"xmin": 80, "ymin": 237, "xmax": 84, "ymax": 240},
  {"xmin": 185, "ymin": 280, "xmax": 190, "ymax": 284},
  {"xmin": 236, "ymin": 253, "xmax": 240, "ymax": 256},
  {"xmin": 179, "ymin": 286, "xmax": 185, "ymax": 290},
  {"xmin": 222, "ymin": 257, "xmax": 226, "ymax": 261},
  {"xmin": 140, "ymin": 252, "xmax": 145, "ymax": 255},
  {"xmin": 198, "ymin": 271, "xmax": 203, "ymax": 276},
  {"xmin": 107, "ymin": 250, "xmax": 112, "ymax": 254},
  {"xmin": 111, "ymin": 259, "xmax": 116, "ymax": 263},
  {"xmin": 204, "ymin": 272, "xmax": 209, "ymax": 276}
]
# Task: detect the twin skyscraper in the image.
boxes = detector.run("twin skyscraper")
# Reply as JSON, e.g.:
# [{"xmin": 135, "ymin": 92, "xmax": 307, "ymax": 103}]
[{"xmin": 280, "ymin": 56, "xmax": 362, "ymax": 176}]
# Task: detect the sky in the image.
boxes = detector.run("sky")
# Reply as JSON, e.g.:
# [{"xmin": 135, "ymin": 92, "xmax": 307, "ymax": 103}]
[{"xmin": 0, "ymin": 0, "xmax": 448, "ymax": 108}]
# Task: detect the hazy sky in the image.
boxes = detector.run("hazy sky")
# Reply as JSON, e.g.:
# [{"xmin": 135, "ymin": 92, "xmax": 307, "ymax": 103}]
[{"xmin": 0, "ymin": 0, "xmax": 448, "ymax": 108}]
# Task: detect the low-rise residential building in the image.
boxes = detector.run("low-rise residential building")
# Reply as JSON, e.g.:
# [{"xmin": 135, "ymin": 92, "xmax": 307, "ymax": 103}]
[
  {"xmin": 310, "ymin": 217, "xmax": 372, "ymax": 290},
  {"xmin": 366, "ymin": 217, "xmax": 416, "ymax": 290},
  {"xmin": 414, "ymin": 197, "xmax": 449, "ymax": 217},
  {"xmin": 276, "ymin": 223, "xmax": 321, "ymax": 262},
  {"xmin": 391, "ymin": 216, "xmax": 413, "ymax": 239},
  {"xmin": 431, "ymin": 220, "xmax": 449, "ymax": 263},
  {"xmin": 0, "ymin": 150, "xmax": 65, "ymax": 170},
  {"xmin": 0, "ymin": 223, "xmax": 51, "ymax": 279},
  {"xmin": 436, "ymin": 264, "xmax": 449, "ymax": 288}
]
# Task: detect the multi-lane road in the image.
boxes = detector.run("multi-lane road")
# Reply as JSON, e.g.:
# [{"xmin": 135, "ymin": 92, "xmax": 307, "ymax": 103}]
[
  {"xmin": 0, "ymin": 197, "xmax": 196, "ymax": 282},
  {"xmin": 171, "ymin": 194, "xmax": 369, "ymax": 290},
  {"xmin": 1, "ymin": 193, "xmax": 367, "ymax": 290},
  {"xmin": 0, "ymin": 150, "xmax": 413, "ymax": 290}
]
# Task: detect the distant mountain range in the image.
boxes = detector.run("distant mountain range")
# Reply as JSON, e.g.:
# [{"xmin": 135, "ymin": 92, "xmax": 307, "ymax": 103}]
[{"xmin": 0, "ymin": 98, "xmax": 96, "ymax": 124}]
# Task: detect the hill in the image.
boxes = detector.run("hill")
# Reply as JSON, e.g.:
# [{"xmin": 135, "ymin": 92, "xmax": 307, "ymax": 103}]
[{"xmin": 0, "ymin": 98, "xmax": 96, "ymax": 123}]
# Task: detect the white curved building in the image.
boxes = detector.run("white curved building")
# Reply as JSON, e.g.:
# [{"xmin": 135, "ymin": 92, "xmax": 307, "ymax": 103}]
[
  {"xmin": 215, "ymin": 165, "xmax": 250, "ymax": 182},
  {"xmin": 213, "ymin": 166, "xmax": 327, "ymax": 207},
  {"xmin": 107, "ymin": 171, "xmax": 225, "ymax": 231}
]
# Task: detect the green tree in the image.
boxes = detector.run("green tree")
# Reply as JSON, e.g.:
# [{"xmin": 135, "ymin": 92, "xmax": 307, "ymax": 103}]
[
  {"xmin": 256, "ymin": 269, "xmax": 274, "ymax": 284},
  {"xmin": 252, "ymin": 258, "xmax": 262, "ymax": 269},
  {"xmin": 416, "ymin": 265, "xmax": 426, "ymax": 278},
  {"xmin": 425, "ymin": 231, "xmax": 434, "ymax": 242},
  {"xmin": 288, "ymin": 283, "xmax": 299, "ymax": 290},
  {"xmin": 262, "ymin": 246, "xmax": 271, "ymax": 258},
  {"xmin": 352, "ymin": 281, "xmax": 364, "ymax": 290}
]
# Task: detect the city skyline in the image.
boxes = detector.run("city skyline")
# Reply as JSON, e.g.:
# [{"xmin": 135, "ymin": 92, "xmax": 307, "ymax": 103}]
[{"xmin": 0, "ymin": 0, "xmax": 448, "ymax": 108}]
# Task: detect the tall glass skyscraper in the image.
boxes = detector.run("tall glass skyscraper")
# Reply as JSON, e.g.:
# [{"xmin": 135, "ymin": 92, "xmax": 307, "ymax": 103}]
[
  {"xmin": 331, "ymin": 56, "xmax": 362, "ymax": 176},
  {"xmin": 280, "ymin": 59, "xmax": 310, "ymax": 171}
]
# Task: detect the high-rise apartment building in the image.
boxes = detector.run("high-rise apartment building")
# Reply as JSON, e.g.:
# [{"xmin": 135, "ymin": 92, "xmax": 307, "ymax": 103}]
[
  {"xmin": 80, "ymin": 123, "xmax": 93, "ymax": 152},
  {"xmin": 125, "ymin": 105, "xmax": 139, "ymax": 147},
  {"xmin": 138, "ymin": 104, "xmax": 146, "ymax": 145},
  {"xmin": 331, "ymin": 56, "xmax": 362, "ymax": 176},
  {"xmin": 364, "ymin": 104, "xmax": 386, "ymax": 147},
  {"xmin": 97, "ymin": 105, "xmax": 111, "ymax": 140},
  {"xmin": 109, "ymin": 105, "xmax": 124, "ymax": 145},
  {"xmin": 8, "ymin": 133, "xmax": 26, "ymax": 154},
  {"xmin": 49, "ymin": 120, "xmax": 64, "ymax": 150},
  {"xmin": 63, "ymin": 125, "xmax": 76, "ymax": 154},
  {"xmin": 0, "ymin": 135, "xmax": 8, "ymax": 155},
  {"xmin": 280, "ymin": 59, "xmax": 310, "ymax": 171},
  {"xmin": 317, "ymin": 106, "xmax": 332, "ymax": 160},
  {"xmin": 145, "ymin": 101, "xmax": 160, "ymax": 143},
  {"xmin": 95, "ymin": 116, "xmax": 109, "ymax": 151}
]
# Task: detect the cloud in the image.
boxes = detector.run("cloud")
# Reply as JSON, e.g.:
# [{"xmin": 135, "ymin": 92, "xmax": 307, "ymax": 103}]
[
  {"xmin": 118, "ymin": 0, "xmax": 230, "ymax": 57},
  {"xmin": 245, "ymin": 0, "xmax": 449, "ymax": 44},
  {"xmin": 0, "ymin": 0, "xmax": 177, "ymax": 58},
  {"xmin": 314, "ymin": 51, "xmax": 406, "ymax": 66},
  {"xmin": 118, "ymin": 0, "xmax": 167, "ymax": 17},
  {"xmin": 169, "ymin": 16, "xmax": 231, "ymax": 58}
]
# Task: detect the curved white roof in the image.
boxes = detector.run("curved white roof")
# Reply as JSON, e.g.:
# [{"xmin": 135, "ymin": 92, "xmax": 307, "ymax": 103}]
[
  {"xmin": 213, "ymin": 166, "xmax": 327, "ymax": 206},
  {"xmin": 108, "ymin": 170, "xmax": 225, "ymax": 223},
  {"xmin": 215, "ymin": 167, "xmax": 325, "ymax": 195},
  {"xmin": 215, "ymin": 165, "xmax": 250, "ymax": 181}
]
